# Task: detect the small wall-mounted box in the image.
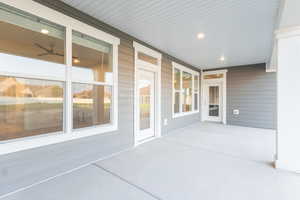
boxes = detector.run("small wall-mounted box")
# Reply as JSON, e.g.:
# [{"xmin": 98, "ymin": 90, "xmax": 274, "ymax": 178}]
[
  {"xmin": 164, "ymin": 118, "xmax": 168, "ymax": 126},
  {"xmin": 233, "ymin": 109, "xmax": 239, "ymax": 115}
]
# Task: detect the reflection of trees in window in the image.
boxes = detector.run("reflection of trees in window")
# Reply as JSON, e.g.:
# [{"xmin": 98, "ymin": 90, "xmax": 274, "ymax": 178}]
[{"xmin": 0, "ymin": 76, "xmax": 64, "ymax": 141}]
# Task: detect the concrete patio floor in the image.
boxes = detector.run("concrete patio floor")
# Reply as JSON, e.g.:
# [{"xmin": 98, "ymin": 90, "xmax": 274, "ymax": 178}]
[{"xmin": 3, "ymin": 122, "xmax": 300, "ymax": 200}]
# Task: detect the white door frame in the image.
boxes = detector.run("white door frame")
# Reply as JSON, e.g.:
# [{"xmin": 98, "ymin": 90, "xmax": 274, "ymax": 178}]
[
  {"xmin": 133, "ymin": 42, "xmax": 162, "ymax": 145},
  {"xmin": 201, "ymin": 69, "xmax": 227, "ymax": 124}
]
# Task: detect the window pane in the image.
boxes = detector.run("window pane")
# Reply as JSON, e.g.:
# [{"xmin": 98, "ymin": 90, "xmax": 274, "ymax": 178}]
[
  {"xmin": 204, "ymin": 74, "xmax": 223, "ymax": 79},
  {"xmin": 139, "ymin": 78, "xmax": 151, "ymax": 130},
  {"xmin": 173, "ymin": 68, "xmax": 180, "ymax": 90},
  {"xmin": 174, "ymin": 92, "xmax": 180, "ymax": 113},
  {"xmin": 0, "ymin": 3, "xmax": 66, "ymax": 77},
  {"xmin": 0, "ymin": 76, "xmax": 64, "ymax": 141},
  {"xmin": 138, "ymin": 52, "xmax": 158, "ymax": 65},
  {"xmin": 72, "ymin": 31, "xmax": 113, "ymax": 83},
  {"xmin": 73, "ymin": 83, "xmax": 112, "ymax": 129},
  {"xmin": 209, "ymin": 86, "xmax": 219, "ymax": 117},
  {"xmin": 182, "ymin": 72, "xmax": 192, "ymax": 112},
  {"xmin": 194, "ymin": 93, "xmax": 198, "ymax": 110},
  {"xmin": 194, "ymin": 75, "xmax": 199, "ymax": 111},
  {"xmin": 194, "ymin": 75, "xmax": 199, "ymax": 91}
]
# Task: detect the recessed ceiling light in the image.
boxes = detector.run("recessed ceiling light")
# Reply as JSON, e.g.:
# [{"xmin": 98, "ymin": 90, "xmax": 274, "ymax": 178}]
[
  {"xmin": 220, "ymin": 56, "xmax": 225, "ymax": 62},
  {"xmin": 73, "ymin": 58, "xmax": 80, "ymax": 63},
  {"xmin": 41, "ymin": 29, "xmax": 49, "ymax": 34},
  {"xmin": 197, "ymin": 33, "xmax": 205, "ymax": 39}
]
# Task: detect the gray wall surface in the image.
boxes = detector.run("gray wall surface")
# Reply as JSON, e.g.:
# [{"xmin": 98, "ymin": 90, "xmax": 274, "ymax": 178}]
[
  {"xmin": 226, "ymin": 64, "xmax": 276, "ymax": 129},
  {"xmin": 0, "ymin": 2, "xmax": 200, "ymax": 197}
]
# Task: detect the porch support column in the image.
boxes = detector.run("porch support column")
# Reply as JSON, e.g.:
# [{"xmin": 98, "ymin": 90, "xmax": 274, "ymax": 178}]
[{"xmin": 276, "ymin": 27, "xmax": 300, "ymax": 173}]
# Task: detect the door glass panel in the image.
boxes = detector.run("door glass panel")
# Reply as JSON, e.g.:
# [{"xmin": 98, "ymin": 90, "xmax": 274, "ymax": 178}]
[
  {"xmin": 139, "ymin": 78, "xmax": 151, "ymax": 130},
  {"xmin": 209, "ymin": 86, "xmax": 219, "ymax": 117},
  {"xmin": 174, "ymin": 92, "xmax": 180, "ymax": 113},
  {"xmin": 194, "ymin": 75, "xmax": 199, "ymax": 110}
]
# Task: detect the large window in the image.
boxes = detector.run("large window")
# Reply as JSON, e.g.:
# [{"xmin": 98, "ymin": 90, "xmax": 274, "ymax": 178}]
[
  {"xmin": 0, "ymin": 2, "xmax": 119, "ymax": 146},
  {"xmin": 172, "ymin": 62, "xmax": 200, "ymax": 117},
  {"xmin": 0, "ymin": 4, "xmax": 66, "ymax": 141},
  {"xmin": 72, "ymin": 31, "xmax": 113, "ymax": 130}
]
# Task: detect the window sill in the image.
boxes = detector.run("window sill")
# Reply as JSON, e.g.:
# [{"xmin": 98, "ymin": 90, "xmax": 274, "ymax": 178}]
[
  {"xmin": 173, "ymin": 110, "xmax": 200, "ymax": 119},
  {"xmin": 0, "ymin": 124, "xmax": 118, "ymax": 156}
]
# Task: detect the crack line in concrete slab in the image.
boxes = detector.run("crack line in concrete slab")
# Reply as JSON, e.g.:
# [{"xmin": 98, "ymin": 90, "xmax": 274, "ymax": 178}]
[
  {"xmin": 92, "ymin": 163, "xmax": 163, "ymax": 200},
  {"xmin": 0, "ymin": 147, "xmax": 133, "ymax": 199},
  {"xmin": 163, "ymin": 138, "xmax": 275, "ymax": 166}
]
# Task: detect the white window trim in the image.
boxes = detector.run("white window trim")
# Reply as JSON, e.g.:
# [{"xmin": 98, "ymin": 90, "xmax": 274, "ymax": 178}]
[
  {"xmin": 133, "ymin": 42, "xmax": 162, "ymax": 146},
  {"xmin": 172, "ymin": 62, "xmax": 200, "ymax": 118},
  {"xmin": 133, "ymin": 42, "xmax": 162, "ymax": 60},
  {"xmin": 0, "ymin": 0, "xmax": 120, "ymax": 155},
  {"xmin": 201, "ymin": 69, "xmax": 227, "ymax": 124}
]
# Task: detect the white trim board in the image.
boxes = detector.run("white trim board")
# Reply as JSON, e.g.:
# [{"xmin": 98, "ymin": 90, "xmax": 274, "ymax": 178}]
[
  {"xmin": 201, "ymin": 69, "xmax": 227, "ymax": 124},
  {"xmin": 133, "ymin": 42, "xmax": 162, "ymax": 146},
  {"xmin": 275, "ymin": 26, "xmax": 300, "ymax": 39},
  {"xmin": 133, "ymin": 41, "xmax": 162, "ymax": 60}
]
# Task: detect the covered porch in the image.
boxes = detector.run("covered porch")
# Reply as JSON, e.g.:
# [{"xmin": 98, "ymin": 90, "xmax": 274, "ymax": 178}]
[{"xmin": 4, "ymin": 123, "xmax": 300, "ymax": 200}]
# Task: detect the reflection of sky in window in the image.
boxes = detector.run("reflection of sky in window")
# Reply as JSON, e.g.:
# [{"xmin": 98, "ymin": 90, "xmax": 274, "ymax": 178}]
[
  {"xmin": 0, "ymin": 53, "xmax": 65, "ymax": 78},
  {"xmin": 72, "ymin": 66, "xmax": 94, "ymax": 81},
  {"xmin": 72, "ymin": 66, "xmax": 113, "ymax": 83}
]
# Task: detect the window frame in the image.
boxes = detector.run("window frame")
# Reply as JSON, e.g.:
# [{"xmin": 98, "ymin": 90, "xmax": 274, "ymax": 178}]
[
  {"xmin": 172, "ymin": 62, "xmax": 200, "ymax": 118},
  {"xmin": 70, "ymin": 30, "xmax": 115, "ymax": 132},
  {"xmin": 0, "ymin": 0, "xmax": 120, "ymax": 155}
]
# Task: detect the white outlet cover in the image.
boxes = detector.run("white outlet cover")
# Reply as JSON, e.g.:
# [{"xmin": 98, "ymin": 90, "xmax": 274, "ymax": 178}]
[
  {"xmin": 164, "ymin": 118, "xmax": 168, "ymax": 126},
  {"xmin": 233, "ymin": 109, "xmax": 239, "ymax": 115}
]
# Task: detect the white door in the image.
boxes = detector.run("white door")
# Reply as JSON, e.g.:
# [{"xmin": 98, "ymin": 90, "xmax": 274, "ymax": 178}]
[
  {"xmin": 204, "ymin": 83, "xmax": 222, "ymax": 122},
  {"xmin": 137, "ymin": 69, "xmax": 155, "ymax": 141}
]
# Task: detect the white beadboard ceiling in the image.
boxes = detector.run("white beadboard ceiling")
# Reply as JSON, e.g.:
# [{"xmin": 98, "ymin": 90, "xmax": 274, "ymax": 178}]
[{"xmin": 61, "ymin": 0, "xmax": 280, "ymax": 69}]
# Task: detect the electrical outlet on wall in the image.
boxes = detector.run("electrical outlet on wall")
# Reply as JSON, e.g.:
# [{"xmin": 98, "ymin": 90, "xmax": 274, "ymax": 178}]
[
  {"xmin": 164, "ymin": 118, "xmax": 168, "ymax": 126},
  {"xmin": 233, "ymin": 109, "xmax": 239, "ymax": 115}
]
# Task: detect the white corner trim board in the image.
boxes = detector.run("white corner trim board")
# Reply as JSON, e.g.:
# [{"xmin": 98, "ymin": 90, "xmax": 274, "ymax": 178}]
[{"xmin": 276, "ymin": 27, "xmax": 300, "ymax": 173}]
